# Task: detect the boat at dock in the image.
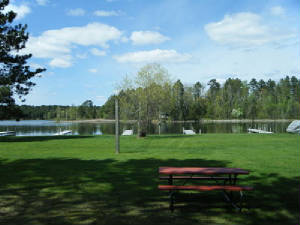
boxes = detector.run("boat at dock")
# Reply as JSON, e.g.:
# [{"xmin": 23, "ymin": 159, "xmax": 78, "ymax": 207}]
[
  {"xmin": 0, "ymin": 131, "xmax": 16, "ymax": 136},
  {"xmin": 53, "ymin": 130, "xmax": 72, "ymax": 135}
]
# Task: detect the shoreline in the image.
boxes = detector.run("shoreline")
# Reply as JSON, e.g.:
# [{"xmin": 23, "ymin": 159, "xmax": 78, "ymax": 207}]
[{"xmin": 61, "ymin": 118, "xmax": 295, "ymax": 124}]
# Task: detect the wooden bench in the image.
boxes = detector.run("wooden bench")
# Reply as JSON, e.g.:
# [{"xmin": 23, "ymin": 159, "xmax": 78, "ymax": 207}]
[
  {"xmin": 158, "ymin": 185, "xmax": 253, "ymax": 191},
  {"xmin": 159, "ymin": 176, "xmax": 230, "ymax": 181},
  {"xmin": 159, "ymin": 184, "xmax": 253, "ymax": 212}
]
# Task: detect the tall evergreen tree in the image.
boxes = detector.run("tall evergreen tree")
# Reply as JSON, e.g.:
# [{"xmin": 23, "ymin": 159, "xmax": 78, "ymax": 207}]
[{"xmin": 0, "ymin": 0, "xmax": 45, "ymax": 117}]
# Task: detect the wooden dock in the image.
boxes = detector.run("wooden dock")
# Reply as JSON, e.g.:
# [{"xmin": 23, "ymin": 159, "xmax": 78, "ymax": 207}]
[
  {"xmin": 122, "ymin": 130, "xmax": 133, "ymax": 136},
  {"xmin": 183, "ymin": 128, "xmax": 196, "ymax": 135},
  {"xmin": 54, "ymin": 130, "xmax": 72, "ymax": 135},
  {"xmin": 0, "ymin": 131, "xmax": 16, "ymax": 136},
  {"xmin": 248, "ymin": 129, "xmax": 273, "ymax": 134}
]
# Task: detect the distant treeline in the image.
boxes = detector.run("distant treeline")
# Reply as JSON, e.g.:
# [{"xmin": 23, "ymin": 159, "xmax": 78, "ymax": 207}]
[
  {"xmin": 7, "ymin": 99, "xmax": 125, "ymax": 120},
  {"xmin": 1, "ymin": 100, "xmax": 103, "ymax": 120},
  {"xmin": 1, "ymin": 76, "xmax": 299, "ymax": 121},
  {"xmin": 102, "ymin": 75, "xmax": 300, "ymax": 121}
]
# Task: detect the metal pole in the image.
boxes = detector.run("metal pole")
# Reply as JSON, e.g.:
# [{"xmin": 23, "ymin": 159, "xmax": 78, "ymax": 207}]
[
  {"xmin": 138, "ymin": 102, "xmax": 141, "ymax": 137},
  {"xmin": 158, "ymin": 122, "xmax": 161, "ymax": 135},
  {"xmin": 115, "ymin": 97, "xmax": 120, "ymax": 154}
]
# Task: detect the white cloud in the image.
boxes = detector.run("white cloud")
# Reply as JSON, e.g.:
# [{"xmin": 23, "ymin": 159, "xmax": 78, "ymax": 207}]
[
  {"xmin": 114, "ymin": 49, "xmax": 191, "ymax": 63},
  {"xmin": 36, "ymin": 0, "xmax": 48, "ymax": 6},
  {"xmin": 130, "ymin": 31, "xmax": 170, "ymax": 45},
  {"xmin": 204, "ymin": 12, "xmax": 294, "ymax": 47},
  {"xmin": 89, "ymin": 68, "xmax": 98, "ymax": 73},
  {"xmin": 67, "ymin": 8, "xmax": 86, "ymax": 16},
  {"xmin": 90, "ymin": 48, "xmax": 106, "ymax": 56},
  {"xmin": 49, "ymin": 56, "xmax": 72, "ymax": 68},
  {"xmin": 93, "ymin": 10, "xmax": 120, "ymax": 17},
  {"xmin": 24, "ymin": 23, "xmax": 122, "ymax": 67},
  {"xmin": 121, "ymin": 36, "xmax": 129, "ymax": 43},
  {"xmin": 76, "ymin": 53, "xmax": 88, "ymax": 59},
  {"xmin": 4, "ymin": 3, "xmax": 31, "ymax": 20},
  {"xmin": 270, "ymin": 6, "xmax": 285, "ymax": 16}
]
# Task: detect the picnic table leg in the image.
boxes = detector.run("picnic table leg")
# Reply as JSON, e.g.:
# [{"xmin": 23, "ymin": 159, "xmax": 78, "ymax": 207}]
[
  {"xmin": 168, "ymin": 175, "xmax": 173, "ymax": 196},
  {"xmin": 168, "ymin": 175, "xmax": 173, "ymax": 185},
  {"xmin": 233, "ymin": 174, "xmax": 237, "ymax": 185},
  {"xmin": 221, "ymin": 174, "xmax": 245, "ymax": 212},
  {"xmin": 167, "ymin": 175, "xmax": 175, "ymax": 212},
  {"xmin": 238, "ymin": 191, "xmax": 244, "ymax": 212},
  {"xmin": 169, "ymin": 192, "xmax": 175, "ymax": 212},
  {"xmin": 228, "ymin": 174, "xmax": 234, "ymax": 201}
]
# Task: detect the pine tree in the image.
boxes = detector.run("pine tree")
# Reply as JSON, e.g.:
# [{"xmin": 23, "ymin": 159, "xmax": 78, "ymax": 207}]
[{"xmin": 0, "ymin": 0, "xmax": 45, "ymax": 117}]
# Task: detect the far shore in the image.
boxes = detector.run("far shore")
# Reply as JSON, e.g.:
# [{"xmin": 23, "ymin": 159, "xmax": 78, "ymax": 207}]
[{"xmin": 61, "ymin": 118, "xmax": 295, "ymax": 124}]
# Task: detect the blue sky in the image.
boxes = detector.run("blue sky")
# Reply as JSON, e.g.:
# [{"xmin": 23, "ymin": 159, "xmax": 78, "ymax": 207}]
[{"xmin": 5, "ymin": 0, "xmax": 300, "ymax": 106}]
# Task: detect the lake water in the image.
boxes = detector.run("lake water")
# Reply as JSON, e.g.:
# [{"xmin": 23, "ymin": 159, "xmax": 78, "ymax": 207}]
[{"xmin": 0, "ymin": 120, "xmax": 291, "ymax": 136}]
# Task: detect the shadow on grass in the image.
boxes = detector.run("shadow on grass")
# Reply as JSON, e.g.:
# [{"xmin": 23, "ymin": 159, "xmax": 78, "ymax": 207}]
[
  {"xmin": 0, "ymin": 135, "xmax": 96, "ymax": 142},
  {"xmin": 0, "ymin": 158, "xmax": 299, "ymax": 225}
]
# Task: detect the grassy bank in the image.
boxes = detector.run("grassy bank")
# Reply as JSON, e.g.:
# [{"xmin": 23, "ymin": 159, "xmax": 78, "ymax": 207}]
[{"xmin": 0, "ymin": 134, "xmax": 299, "ymax": 225}]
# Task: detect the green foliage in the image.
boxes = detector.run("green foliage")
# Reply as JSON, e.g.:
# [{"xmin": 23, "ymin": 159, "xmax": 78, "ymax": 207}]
[
  {"xmin": 115, "ymin": 64, "xmax": 299, "ymax": 123},
  {"xmin": 206, "ymin": 76, "xmax": 300, "ymax": 119},
  {"xmin": 5, "ymin": 101, "xmax": 103, "ymax": 120},
  {"xmin": 78, "ymin": 100, "xmax": 96, "ymax": 119},
  {"xmin": 119, "ymin": 63, "xmax": 173, "ymax": 136},
  {"xmin": 101, "ymin": 95, "xmax": 116, "ymax": 119},
  {"xmin": 6, "ymin": 74, "xmax": 299, "ymax": 122},
  {"xmin": 0, "ymin": 0, "xmax": 46, "ymax": 117},
  {"xmin": 231, "ymin": 108, "xmax": 243, "ymax": 118},
  {"xmin": 170, "ymin": 80, "xmax": 185, "ymax": 120}
]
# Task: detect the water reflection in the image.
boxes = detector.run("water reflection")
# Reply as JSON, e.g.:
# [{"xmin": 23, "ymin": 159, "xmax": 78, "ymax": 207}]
[{"xmin": 0, "ymin": 120, "xmax": 291, "ymax": 136}]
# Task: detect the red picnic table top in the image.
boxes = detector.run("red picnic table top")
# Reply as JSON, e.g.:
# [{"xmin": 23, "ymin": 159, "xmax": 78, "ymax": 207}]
[{"xmin": 159, "ymin": 167, "xmax": 250, "ymax": 175}]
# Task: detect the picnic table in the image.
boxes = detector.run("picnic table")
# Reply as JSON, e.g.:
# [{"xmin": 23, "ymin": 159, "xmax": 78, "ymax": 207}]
[{"xmin": 158, "ymin": 167, "xmax": 253, "ymax": 211}]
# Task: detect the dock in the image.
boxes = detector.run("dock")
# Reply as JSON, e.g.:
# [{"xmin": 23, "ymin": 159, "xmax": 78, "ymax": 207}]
[
  {"xmin": 54, "ymin": 130, "xmax": 72, "ymax": 135},
  {"xmin": 183, "ymin": 128, "xmax": 196, "ymax": 135},
  {"xmin": 248, "ymin": 128, "xmax": 273, "ymax": 134},
  {"xmin": 0, "ymin": 131, "xmax": 16, "ymax": 136},
  {"xmin": 122, "ymin": 130, "xmax": 133, "ymax": 136}
]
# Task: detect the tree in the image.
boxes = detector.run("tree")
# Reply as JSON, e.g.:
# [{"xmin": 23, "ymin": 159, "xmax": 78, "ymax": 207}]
[
  {"xmin": 207, "ymin": 79, "xmax": 220, "ymax": 94},
  {"xmin": 102, "ymin": 95, "xmax": 116, "ymax": 119},
  {"xmin": 249, "ymin": 78, "xmax": 258, "ymax": 94},
  {"xmin": 222, "ymin": 78, "xmax": 245, "ymax": 118},
  {"xmin": 0, "ymin": 0, "xmax": 45, "ymax": 118},
  {"xmin": 170, "ymin": 80, "xmax": 184, "ymax": 120},
  {"xmin": 290, "ymin": 76, "xmax": 300, "ymax": 102},
  {"xmin": 206, "ymin": 79, "xmax": 220, "ymax": 118},
  {"xmin": 78, "ymin": 100, "xmax": 95, "ymax": 119},
  {"xmin": 192, "ymin": 82, "xmax": 204, "ymax": 99},
  {"xmin": 119, "ymin": 63, "xmax": 172, "ymax": 137}
]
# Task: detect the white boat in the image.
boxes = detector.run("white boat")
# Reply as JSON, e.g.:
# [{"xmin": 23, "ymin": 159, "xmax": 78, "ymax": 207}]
[
  {"xmin": 183, "ymin": 128, "xmax": 196, "ymax": 135},
  {"xmin": 248, "ymin": 128, "xmax": 273, "ymax": 134},
  {"xmin": 286, "ymin": 120, "xmax": 300, "ymax": 134},
  {"xmin": 122, "ymin": 130, "xmax": 133, "ymax": 136},
  {"xmin": 0, "ymin": 131, "xmax": 16, "ymax": 136},
  {"xmin": 54, "ymin": 130, "xmax": 72, "ymax": 135}
]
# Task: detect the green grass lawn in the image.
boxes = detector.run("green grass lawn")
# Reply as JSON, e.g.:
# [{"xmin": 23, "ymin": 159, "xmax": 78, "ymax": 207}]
[{"xmin": 0, "ymin": 134, "xmax": 299, "ymax": 225}]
